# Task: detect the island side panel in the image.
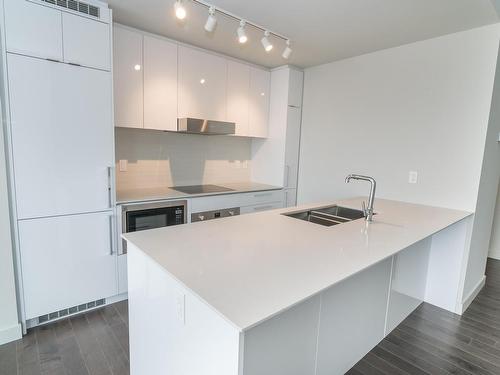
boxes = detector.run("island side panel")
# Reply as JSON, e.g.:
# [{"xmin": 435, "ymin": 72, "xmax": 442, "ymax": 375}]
[
  {"xmin": 242, "ymin": 295, "xmax": 321, "ymax": 375},
  {"xmin": 315, "ymin": 257, "xmax": 392, "ymax": 374},
  {"xmin": 385, "ymin": 238, "xmax": 431, "ymax": 334},
  {"xmin": 127, "ymin": 244, "xmax": 241, "ymax": 375},
  {"xmin": 241, "ymin": 257, "xmax": 393, "ymax": 375},
  {"xmin": 424, "ymin": 217, "xmax": 472, "ymax": 313}
]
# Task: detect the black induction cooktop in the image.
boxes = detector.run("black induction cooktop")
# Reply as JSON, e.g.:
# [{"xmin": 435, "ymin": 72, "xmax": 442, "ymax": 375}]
[{"xmin": 170, "ymin": 184, "xmax": 234, "ymax": 195}]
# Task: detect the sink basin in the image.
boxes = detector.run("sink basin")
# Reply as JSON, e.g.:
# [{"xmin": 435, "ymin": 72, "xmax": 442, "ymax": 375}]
[{"xmin": 283, "ymin": 205, "xmax": 367, "ymax": 227}]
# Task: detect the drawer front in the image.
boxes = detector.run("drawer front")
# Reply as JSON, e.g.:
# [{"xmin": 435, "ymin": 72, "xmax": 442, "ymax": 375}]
[
  {"xmin": 190, "ymin": 190, "xmax": 283, "ymax": 212},
  {"xmin": 240, "ymin": 201, "xmax": 284, "ymax": 215}
]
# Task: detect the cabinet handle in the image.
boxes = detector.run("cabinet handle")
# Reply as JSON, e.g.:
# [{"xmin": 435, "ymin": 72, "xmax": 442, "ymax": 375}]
[
  {"xmin": 285, "ymin": 165, "xmax": 290, "ymax": 187},
  {"xmin": 67, "ymin": 62, "xmax": 81, "ymax": 67},
  {"xmin": 254, "ymin": 192, "xmax": 273, "ymax": 198},
  {"xmin": 108, "ymin": 215, "xmax": 115, "ymax": 256},
  {"xmin": 46, "ymin": 58, "xmax": 61, "ymax": 63},
  {"xmin": 107, "ymin": 166, "xmax": 113, "ymax": 208}
]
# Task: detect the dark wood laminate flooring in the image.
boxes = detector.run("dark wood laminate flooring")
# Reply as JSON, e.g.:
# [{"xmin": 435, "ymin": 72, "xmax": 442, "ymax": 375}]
[{"xmin": 1, "ymin": 259, "xmax": 499, "ymax": 375}]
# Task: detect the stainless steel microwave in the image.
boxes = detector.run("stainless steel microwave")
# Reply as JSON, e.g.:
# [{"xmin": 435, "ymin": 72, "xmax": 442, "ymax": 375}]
[{"xmin": 119, "ymin": 200, "xmax": 187, "ymax": 254}]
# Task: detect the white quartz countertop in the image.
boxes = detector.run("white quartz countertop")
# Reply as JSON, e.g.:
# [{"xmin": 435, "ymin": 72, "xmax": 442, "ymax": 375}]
[
  {"xmin": 116, "ymin": 182, "xmax": 282, "ymax": 204},
  {"xmin": 123, "ymin": 198, "xmax": 471, "ymax": 331}
]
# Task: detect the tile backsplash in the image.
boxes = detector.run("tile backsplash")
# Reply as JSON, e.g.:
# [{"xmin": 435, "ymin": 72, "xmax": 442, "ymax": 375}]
[{"xmin": 115, "ymin": 128, "xmax": 252, "ymax": 190}]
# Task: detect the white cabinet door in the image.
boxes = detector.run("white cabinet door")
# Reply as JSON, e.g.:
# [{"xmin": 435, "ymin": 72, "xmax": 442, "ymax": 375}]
[
  {"xmin": 240, "ymin": 201, "xmax": 283, "ymax": 214},
  {"xmin": 227, "ymin": 60, "xmax": 250, "ymax": 136},
  {"xmin": 178, "ymin": 46, "xmax": 227, "ymax": 121},
  {"xmin": 284, "ymin": 188, "xmax": 297, "ymax": 208},
  {"xmin": 288, "ymin": 69, "xmax": 304, "ymax": 108},
  {"xmin": 284, "ymin": 106, "xmax": 302, "ymax": 189},
  {"xmin": 144, "ymin": 35, "xmax": 178, "ymax": 131},
  {"xmin": 4, "ymin": 0, "xmax": 63, "ymax": 61},
  {"xmin": 62, "ymin": 12, "xmax": 111, "ymax": 71},
  {"xmin": 118, "ymin": 255, "xmax": 128, "ymax": 295},
  {"xmin": 113, "ymin": 26, "xmax": 144, "ymax": 128},
  {"xmin": 19, "ymin": 212, "xmax": 117, "ymax": 319},
  {"xmin": 248, "ymin": 67, "xmax": 270, "ymax": 138},
  {"xmin": 8, "ymin": 55, "xmax": 113, "ymax": 219}
]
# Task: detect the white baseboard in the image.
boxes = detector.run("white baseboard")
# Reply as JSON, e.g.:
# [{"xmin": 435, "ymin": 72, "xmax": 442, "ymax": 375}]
[
  {"xmin": 458, "ymin": 275, "xmax": 486, "ymax": 314},
  {"xmin": 0, "ymin": 323, "xmax": 22, "ymax": 345},
  {"xmin": 489, "ymin": 249, "xmax": 500, "ymax": 260}
]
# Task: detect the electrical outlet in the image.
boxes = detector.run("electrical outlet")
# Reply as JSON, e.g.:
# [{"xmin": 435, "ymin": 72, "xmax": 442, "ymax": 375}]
[
  {"xmin": 408, "ymin": 171, "xmax": 418, "ymax": 184},
  {"xmin": 119, "ymin": 160, "xmax": 128, "ymax": 172},
  {"xmin": 175, "ymin": 292, "xmax": 185, "ymax": 324}
]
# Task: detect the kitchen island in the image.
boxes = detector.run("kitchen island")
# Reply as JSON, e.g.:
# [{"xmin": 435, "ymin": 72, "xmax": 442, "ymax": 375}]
[{"xmin": 123, "ymin": 198, "xmax": 473, "ymax": 375}]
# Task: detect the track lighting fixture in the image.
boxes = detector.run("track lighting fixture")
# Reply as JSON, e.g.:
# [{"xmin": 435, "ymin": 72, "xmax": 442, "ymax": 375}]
[
  {"xmin": 237, "ymin": 20, "xmax": 248, "ymax": 44},
  {"xmin": 261, "ymin": 31, "xmax": 273, "ymax": 52},
  {"xmin": 174, "ymin": 0, "xmax": 186, "ymax": 20},
  {"xmin": 204, "ymin": 6, "xmax": 217, "ymax": 32},
  {"xmin": 175, "ymin": 1, "xmax": 291, "ymax": 59},
  {"xmin": 282, "ymin": 40, "xmax": 292, "ymax": 59}
]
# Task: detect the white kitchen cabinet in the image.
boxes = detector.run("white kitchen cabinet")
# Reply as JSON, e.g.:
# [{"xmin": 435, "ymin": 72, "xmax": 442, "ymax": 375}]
[
  {"xmin": 113, "ymin": 26, "xmax": 144, "ymax": 128},
  {"xmin": 62, "ymin": 12, "xmax": 111, "ymax": 71},
  {"xmin": 284, "ymin": 106, "xmax": 302, "ymax": 190},
  {"xmin": 288, "ymin": 69, "xmax": 304, "ymax": 108},
  {"xmin": 284, "ymin": 188, "xmax": 297, "ymax": 208},
  {"xmin": 4, "ymin": 0, "xmax": 63, "ymax": 61},
  {"xmin": 178, "ymin": 46, "xmax": 227, "ymax": 121},
  {"xmin": 240, "ymin": 201, "xmax": 283, "ymax": 214},
  {"xmin": 248, "ymin": 67, "xmax": 270, "ymax": 138},
  {"xmin": 19, "ymin": 212, "xmax": 117, "ymax": 320},
  {"xmin": 144, "ymin": 35, "xmax": 178, "ymax": 131},
  {"xmin": 227, "ymin": 60, "xmax": 250, "ymax": 136},
  {"xmin": 8, "ymin": 54, "xmax": 113, "ymax": 219}
]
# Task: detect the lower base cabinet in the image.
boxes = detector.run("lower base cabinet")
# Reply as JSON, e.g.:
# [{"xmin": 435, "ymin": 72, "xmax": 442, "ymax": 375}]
[{"xmin": 19, "ymin": 211, "xmax": 117, "ymax": 320}]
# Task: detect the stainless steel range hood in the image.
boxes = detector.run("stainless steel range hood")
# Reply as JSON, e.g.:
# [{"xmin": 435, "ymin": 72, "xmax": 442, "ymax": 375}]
[{"xmin": 177, "ymin": 118, "xmax": 235, "ymax": 135}]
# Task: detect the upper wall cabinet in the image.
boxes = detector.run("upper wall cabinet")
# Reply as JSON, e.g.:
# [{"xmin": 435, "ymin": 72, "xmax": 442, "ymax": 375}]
[
  {"xmin": 144, "ymin": 36, "xmax": 178, "ymax": 132},
  {"xmin": 248, "ymin": 67, "xmax": 271, "ymax": 138},
  {"xmin": 5, "ymin": 0, "xmax": 63, "ymax": 61},
  {"xmin": 227, "ymin": 60, "xmax": 250, "ymax": 136},
  {"xmin": 178, "ymin": 46, "xmax": 227, "ymax": 122},
  {"xmin": 4, "ymin": 0, "xmax": 111, "ymax": 71},
  {"xmin": 288, "ymin": 69, "xmax": 304, "ymax": 108},
  {"xmin": 113, "ymin": 26, "xmax": 144, "ymax": 128},
  {"xmin": 62, "ymin": 12, "xmax": 111, "ymax": 70}
]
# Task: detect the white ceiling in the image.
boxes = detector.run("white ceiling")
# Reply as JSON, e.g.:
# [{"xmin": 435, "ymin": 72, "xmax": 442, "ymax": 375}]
[{"xmin": 107, "ymin": 0, "xmax": 499, "ymax": 68}]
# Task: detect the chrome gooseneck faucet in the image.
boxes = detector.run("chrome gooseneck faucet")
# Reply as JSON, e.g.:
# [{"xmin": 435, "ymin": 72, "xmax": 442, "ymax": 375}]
[{"xmin": 345, "ymin": 174, "xmax": 377, "ymax": 221}]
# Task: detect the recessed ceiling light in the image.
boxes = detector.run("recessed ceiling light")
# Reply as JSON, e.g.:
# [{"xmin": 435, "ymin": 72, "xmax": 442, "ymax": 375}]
[
  {"xmin": 261, "ymin": 31, "xmax": 273, "ymax": 52},
  {"xmin": 200, "ymin": 78, "xmax": 206, "ymax": 84},
  {"xmin": 237, "ymin": 20, "xmax": 248, "ymax": 44},
  {"xmin": 204, "ymin": 6, "xmax": 217, "ymax": 32},
  {"xmin": 174, "ymin": 0, "xmax": 186, "ymax": 20},
  {"xmin": 134, "ymin": 64, "xmax": 141, "ymax": 71}
]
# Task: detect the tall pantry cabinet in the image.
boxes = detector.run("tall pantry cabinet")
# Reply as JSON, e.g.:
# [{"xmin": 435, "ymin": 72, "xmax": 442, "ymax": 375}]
[{"xmin": 1, "ymin": 0, "xmax": 117, "ymax": 328}]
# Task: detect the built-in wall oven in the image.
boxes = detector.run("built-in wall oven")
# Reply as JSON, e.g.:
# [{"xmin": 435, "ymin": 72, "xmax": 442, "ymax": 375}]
[{"xmin": 119, "ymin": 200, "xmax": 187, "ymax": 253}]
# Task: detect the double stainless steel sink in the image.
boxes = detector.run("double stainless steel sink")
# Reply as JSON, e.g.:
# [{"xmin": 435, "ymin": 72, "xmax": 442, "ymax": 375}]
[{"xmin": 283, "ymin": 205, "xmax": 367, "ymax": 227}]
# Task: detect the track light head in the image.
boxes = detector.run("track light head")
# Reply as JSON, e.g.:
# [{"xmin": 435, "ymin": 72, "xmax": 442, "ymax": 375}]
[
  {"xmin": 282, "ymin": 40, "xmax": 292, "ymax": 59},
  {"xmin": 174, "ymin": 0, "xmax": 186, "ymax": 20},
  {"xmin": 204, "ymin": 6, "xmax": 217, "ymax": 32},
  {"xmin": 261, "ymin": 31, "xmax": 273, "ymax": 52},
  {"xmin": 237, "ymin": 20, "xmax": 248, "ymax": 44}
]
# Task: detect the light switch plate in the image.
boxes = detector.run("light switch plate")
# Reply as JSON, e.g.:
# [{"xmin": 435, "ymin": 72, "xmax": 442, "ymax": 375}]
[
  {"xmin": 408, "ymin": 171, "xmax": 418, "ymax": 184},
  {"xmin": 119, "ymin": 160, "xmax": 128, "ymax": 172}
]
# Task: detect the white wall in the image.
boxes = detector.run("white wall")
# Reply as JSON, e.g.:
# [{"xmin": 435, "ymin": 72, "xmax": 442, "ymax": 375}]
[
  {"xmin": 298, "ymin": 24, "xmax": 499, "ymax": 213},
  {"xmin": 298, "ymin": 24, "xmax": 500, "ymax": 309},
  {"xmin": 462, "ymin": 41, "xmax": 500, "ymax": 297},
  {"xmin": 115, "ymin": 128, "xmax": 252, "ymax": 190},
  {"xmin": 490, "ymin": 188, "xmax": 500, "ymax": 260},
  {"xmin": 0, "ymin": 108, "xmax": 21, "ymax": 344}
]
